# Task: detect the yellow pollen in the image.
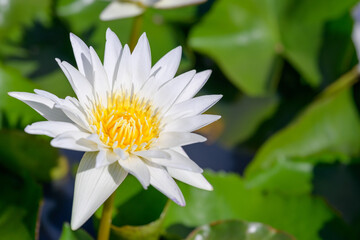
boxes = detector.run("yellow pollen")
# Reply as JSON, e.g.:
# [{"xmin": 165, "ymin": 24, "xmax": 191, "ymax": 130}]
[{"xmin": 90, "ymin": 93, "xmax": 160, "ymax": 152}]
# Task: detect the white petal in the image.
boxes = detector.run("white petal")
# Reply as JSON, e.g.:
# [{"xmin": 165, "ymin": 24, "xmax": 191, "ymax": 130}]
[
  {"xmin": 166, "ymin": 94, "xmax": 222, "ymax": 119},
  {"xmin": 154, "ymin": 0, "xmax": 206, "ymax": 9},
  {"xmin": 153, "ymin": 70, "xmax": 195, "ymax": 111},
  {"xmin": 51, "ymin": 131, "xmax": 96, "ymax": 151},
  {"xmin": 104, "ymin": 28, "xmax": 122, "ymax": 87},
  {"xmin": 56, "ymin": 59, "xmax": 94, "ymax": 104},
  {"xmin": 69, "ymin": 33, "xmax": 94, "ymax": 82},
  {"xmin": 90, "ymin": 46, "xmax": 110, "ymax": 102},
  {"xmin": 164, "ymin": 114, "xmax": 221, "ymax": 132},
  {"xmin": 84, "ymin": 134, "xmax": 108, "ymax": 149},
  {"xmin": 114, "ymin": 44, "xmax": 132, "ymax": 92},
  {"xmin": 118, "ymin": 155, "xmax": 150, "ymax": 189},
  {"xmin": 175, "ymin": 70, "xmax": 212, "ymax": 103},
  {"xmin": 25, "ymin": 121, "xmax": 84, "ymax": 138},
  {"xmin": 100, "ymin": 1, "xmax": 144, "ymax": 21},
  {"xmin": 134, "ymin": 150, "xmax": 171, "ymax": 159},
  {"xmin": 150, "ymin": 149, "xmax": 203, "ymax": 173},
  {"xmin": 8, "ymin": 91, "xmax": 70, "ymax": 122},
  {"xmin": 95, "ymin": 149, "xmax": 119, "ymax": 168},
  {"xmin": 34, "ymin": 89, "xmax": 63, "ymax": 104},
  {"xmin": 167, "ymin": 167, "xmax": 213, "ymax": 191},
  {"xmin": 132, "ymin": 33, "xmax": 151, "ymax": 90},
  {"xmin": 146, "ymin": 162, "xmax": 185, "ymax": 206},
  {"xmin": 55, "ymin": 97, "xmax": 90, "ymax": 131},
  {"xmin": 71, "ymin": 153, "xmax": 127, "ymax": 230},
  {"xmin": 114, "ymin": 148, "xmax": 129, "ymax": 160},
  {"xmin": 138, "ymin": 76, "xmax": 158, "ymax": 99},
  {"xmin": 150, "ymin": 46, "xmax": 182, "ymax": 86},
  {"xmin": 154, "ymin": 132, "xmax": 206, "ymax": 148},
  {"xmin": 167, "ymin": 147, "xmax": 212, "ymax": 190}
]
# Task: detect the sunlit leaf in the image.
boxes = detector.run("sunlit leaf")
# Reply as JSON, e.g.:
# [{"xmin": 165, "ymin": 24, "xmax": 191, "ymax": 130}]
[
  {"xmin": 245, "ymin": 74, "xmax": 360, "ymax": 194},
  {"xmin": 189, "ymin": 0, "xmax": 357, "ymax": 95},
  {"xmin": 186, "ymin": 219, "xmax": 295, "ymax": 240}
]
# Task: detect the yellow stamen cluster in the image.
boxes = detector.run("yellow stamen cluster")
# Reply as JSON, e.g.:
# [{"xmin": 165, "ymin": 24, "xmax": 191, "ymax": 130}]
[{"xmin": 89, "ymin": 93, "xmax": 160, "ymax": 152}]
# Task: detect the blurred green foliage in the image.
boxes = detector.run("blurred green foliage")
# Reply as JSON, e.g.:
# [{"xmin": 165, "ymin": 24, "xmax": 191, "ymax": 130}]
[
  {"xmin": 0, "ymin": 168, "xmax": 41, "ymax": 240},
  {"xmin": 0, "ymin": 0, "xmax": 360, "ymax": 239}
]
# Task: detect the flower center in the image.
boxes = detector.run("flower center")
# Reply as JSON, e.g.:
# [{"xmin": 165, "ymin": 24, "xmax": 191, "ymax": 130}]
[{"xmin": 90, "ymin": 93, "xmax": 160, "ymax": 152}]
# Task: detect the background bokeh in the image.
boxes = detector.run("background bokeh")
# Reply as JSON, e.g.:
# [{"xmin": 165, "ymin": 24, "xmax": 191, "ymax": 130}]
[{"xmin": 1, "ymin": 0, "xmax": 360, "ymax": 239}]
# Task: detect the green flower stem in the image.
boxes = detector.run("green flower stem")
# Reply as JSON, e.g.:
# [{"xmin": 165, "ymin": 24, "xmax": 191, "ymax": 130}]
[
  {"xmin": 319, "ymin": 65, "xmax": 359, "ymax": 99},
  {"xmin": 129, "ymin": 14, "xmax": 144, "ymax": 51},
  {"xmin": 97, "ymin": 192, "xmax": 116, "ymax": 240}
]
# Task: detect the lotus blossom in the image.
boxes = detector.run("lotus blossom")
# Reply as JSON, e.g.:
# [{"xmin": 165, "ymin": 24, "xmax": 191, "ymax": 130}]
[
  {"xmin": 9, "ymin": 29, "xmax": 221, "ymax": 230},
  {"xmin": 100, "ymin": 0, "xmax": 207, "ymax": 20}
]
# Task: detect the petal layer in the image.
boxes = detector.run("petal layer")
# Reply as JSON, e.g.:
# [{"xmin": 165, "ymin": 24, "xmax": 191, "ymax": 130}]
[
  {"xmin": 25, "ymin": 121, "xmax": 84, "ymax": 138},
  {"xmin": 8, "ymin": 92, "xmax": 69, "ymax": 122},
  {"xmin": 155, "ymin": 132, "xmax": 206, "ymax": 148},
  {"xmin": 147, "ymin": 162, "xmax": 185, "ymax": 206},
  {"xmin": 118, "ymin": 156, "xmax": 150, "ymax": 189}
]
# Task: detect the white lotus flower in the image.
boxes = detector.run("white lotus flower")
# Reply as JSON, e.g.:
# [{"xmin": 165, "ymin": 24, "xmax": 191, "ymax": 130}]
[
  {"xmin": 9, "ymin": 29, "xmax": 221, "ymax": 230},
  {"xmin": 100, "ymin": 0, "xmax": 207, "ymax": 20}
]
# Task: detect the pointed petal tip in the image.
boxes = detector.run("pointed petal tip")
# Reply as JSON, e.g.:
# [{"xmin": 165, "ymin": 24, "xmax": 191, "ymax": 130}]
[
  {"xmin": 89, "ymin": 46, "xmax": 97, "ymax": 56},
  {"xmin": 70, "ymin": 220, "xmax": 80, "ymax": 231},
  {"xmin": 70, "ymin": 205, "xmax": 89, "ymax": 231},
  {"xmin": 7, "ymin": 91, "xmax": 16, "ymax": 97},
  {"xmin": 206, "ymin": 69, "xmax": 212, "ymax": 74},
  {"xmin": 70, "ymin": 211, "xmax": 89, "ymax": 231},
  {"xmin": 173, "ymin": 197, "xmax": 186, "ymax": 207},
  {"xmin": 124, "ymin": 44, "xmax": 130, "ymax": 51},
  {"xmin": 139, "ymin": 32, "xmax": 148, "ymax": 40},
  {"xmin": 106, "ymin": 27, "xmax": 113, "ymax": 34},
  {"xmin": 213, "ymin": 115, "xmax": 222, "ymax": 121},
  {"xmin": 199, "ymin": 135, "xmax": 207, "ymax": 142},
  {"xmin": 7, "ymin": 91, "xmax": 29, "ymax": 100},
  {"xmin": 69, "ymin": 33, "xmax": 78, "ymax": 43},
  {"xmin": 55, "ymin": 58, "xmax": 62, "ymax": 65},
  {"xmin": 49, "ymin": 138, "xmax": 57, "ymax": 147},
  {"xmin": 200, "ymin": 69, "xmax": 212, "ymax": 76},
  {"xmin": 24, "ymin": 124, "xmax": 33, "ymax": 134},
  {"xmin": 175, "ymin": 45, "xmax": 182, "ymax": 54},
  {"xmin": 137, "ymin": 177, "xmax": 150, "ymax": 189},
  {"xmin": 99, "ymin": 11, "xmax": 107, "ymax": 21}
]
